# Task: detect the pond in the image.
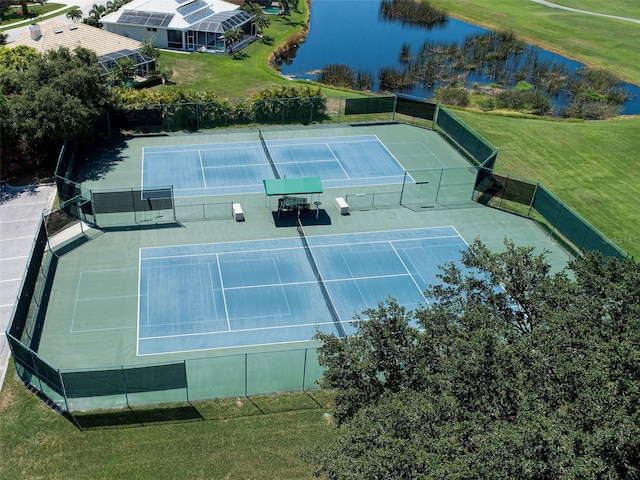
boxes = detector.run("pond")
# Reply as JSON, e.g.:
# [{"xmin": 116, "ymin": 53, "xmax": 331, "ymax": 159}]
[{"xmin": 278, "ymin": 0, "xmax": 640, "ymax": 115}]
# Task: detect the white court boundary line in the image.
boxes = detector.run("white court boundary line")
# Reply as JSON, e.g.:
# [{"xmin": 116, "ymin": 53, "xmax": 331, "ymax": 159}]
[
  {"xmin": 214, "ymin": 254, "xmax": 231, "ymax": 332},
  {"xmin": 136, "ymin": 227, "xmax": 467, "ymax": 354},
  {"xmin": 142, "ymin": 134, "xmax": 407, "ymax": 195},
  {"xmin": 140, "ymin": 319, "xmax": 337, "ymax": 342},
  {"xmin": 141, "ymin": 224, "xmax": 458, "ymax": 250},
  {"xmin": 71, "ymin": 267, "xmax": 139, "ymax": 333},
  {"xmin": 141, "ymin": 233, "xmax": 461, "ymax": 260}
]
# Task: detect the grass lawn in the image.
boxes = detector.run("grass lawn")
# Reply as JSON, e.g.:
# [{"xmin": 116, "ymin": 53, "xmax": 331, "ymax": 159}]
[
  {"xmin": 0, "ymin": 363, "xmax": 336, "ymax": 479},
  {"xmin": 415, "ymin": 1, "xmax": 640, "ymax": 257},
  {"xmin": 454, "ymin": 110, "xmax": 640, "ymax": 257},
  {"xmin": 544, "ymin": 0, "xmax": 639, "ymax": 18},
  {"xmin": 2, "ymin": 1, "xmax": 640, "ymax": 477},
  {"xmin": 156, "ymin": 3, "xmax": 354, "ymax": 99},
  {"xmin": 0, "ymin": 3, "xmax": 66, "ymax": 28},
  {"xmin": 430, "ymin": 0, "xmax": 640, "ymax": 85}
]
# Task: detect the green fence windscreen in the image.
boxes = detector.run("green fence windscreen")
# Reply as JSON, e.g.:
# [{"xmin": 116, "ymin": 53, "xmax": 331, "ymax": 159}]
[
  {"xmin": 436, "ymin": 107, "xmax": 496, "ymax": 165},
  {"xmin": 7, "ymin": 334, "xmax": 36, "ymax": 374},
  {"xmin": 7, "ymin": 335, "xmax": 65, "ymax": 396},
  {"xmin": 479, "ymin": 171, "xmax": 537, "ymax": 205},
  {"xmin": 91, "ymin": 188, "xmax": 173, "ymax": 214},
  {"xmin": 344, "ymin": 96, "xmax": 396, "ymax": 115},
  {"xmin": 33, "ymin": 354, "xmax": 65, "ymax": 396},
  {"xmin": 62, "ymin": 363, "xmax": 187, "ymax": 398},
  {"xmin": 9, "ymin": 219, "xmax": 48, "ymax": 339},
  {"xmin": 473, "ymin": 170, "xmax": 626, "ymax": 259},
  {"xmin": 54, "ymin": 141, "xmax": 82, "ymax": 202},
  {"xmin": 532, "ymin": 185, "xmax": 626, "ymax": 259},
  {"xmin": 395, "ymin": 96, "xmax": 436, "ymax": 121},
  {"xmin": 62, "ymin": 369, "xmax": 126, "ymax": 398},
  {"xmin": 122, "ymin": 363, "xmax": 188, "ymax": 394}
]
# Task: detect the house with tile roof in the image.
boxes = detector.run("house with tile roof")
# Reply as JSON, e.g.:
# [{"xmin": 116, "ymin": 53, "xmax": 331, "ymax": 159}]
[
  {"xmin": 100, "ymin": 0, "xmax": 257, "ymax": 53},
  {"xmin": 10, "ymin": 20, "xmax": 157, "ymax": 79}
]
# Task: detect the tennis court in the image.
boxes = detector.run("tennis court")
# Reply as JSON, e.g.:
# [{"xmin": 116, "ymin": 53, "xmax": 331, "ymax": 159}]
[
  {"xmin": 134, "ymin": 226, "xmax": 466, "ymax": 355},
  {"xmin": 142, "ymin": 134, "xmax": 407, "ymax": 196},
  {"xmin": 17, "ymin": 122, "xmax": 575, "ymax": 410}
]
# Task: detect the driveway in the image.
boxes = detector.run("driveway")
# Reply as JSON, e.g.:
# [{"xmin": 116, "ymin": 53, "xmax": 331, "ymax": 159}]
[{"xmin": 0, "ymin": 183, "xmax": 56, "ymax": 389}]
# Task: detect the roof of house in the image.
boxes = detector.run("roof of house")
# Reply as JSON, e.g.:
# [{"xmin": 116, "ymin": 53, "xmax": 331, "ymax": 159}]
[
  {"xmin": 10, "ymin": 21, "xmax": 144, "ymax": 57},
  {"xmin": 101, "ymin": 0, "xmax": 248, "ymax": 32}
]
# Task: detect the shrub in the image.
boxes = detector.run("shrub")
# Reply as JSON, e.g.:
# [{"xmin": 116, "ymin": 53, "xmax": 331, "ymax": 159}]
[
  {"xmin": 561, "ymin": 100, "xmax": 620, "ymax": 120},
  {"xmin": 378, "ymin": 67, "xmax": 414, "ymax": 90},
  {"xmin": 477, "ymin": 95, "xmax": 496, "ymax": 111},
  {"xmin": 513, "ymin": 80, "xmax": 532, "ymax": 92},
  {"xmin": 354, "ymin": 70, "xmax": 374, "ymax": 91},
  {"xmin": 318, "ymin": 64, "xmax": 355, "ymax": 88},
  {"xmin": 435, "ymin": 86, "xmax": 470, "ymax": 107},
  {"xmin": 495, "ymin": 89, "xmax": 550, "ymax": 114}
]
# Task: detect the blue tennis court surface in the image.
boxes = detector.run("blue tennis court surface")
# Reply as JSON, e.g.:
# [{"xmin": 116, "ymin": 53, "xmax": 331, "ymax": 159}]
[
  {"xmin": 142, "ymin": 135, "xmax": 406, "ymax": 197},
  {"xmin": 137, "ymin": 226, "xmax": 468, "ymax": 355}
]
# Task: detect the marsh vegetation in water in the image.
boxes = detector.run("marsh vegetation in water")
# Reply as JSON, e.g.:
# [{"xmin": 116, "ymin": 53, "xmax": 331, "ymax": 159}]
[{"xmin": 276, "ymin": 0, "xmax": 637, "ymax": 119}]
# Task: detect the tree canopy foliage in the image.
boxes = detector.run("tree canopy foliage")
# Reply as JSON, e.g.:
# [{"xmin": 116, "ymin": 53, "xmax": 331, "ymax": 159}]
[
  {"xmin": 0, "ymin": 45, "xmax": 112, "ymax": 179},
  {"xmin": 309, "ymin": 240, "xmax": 640, "ymax": 479}
]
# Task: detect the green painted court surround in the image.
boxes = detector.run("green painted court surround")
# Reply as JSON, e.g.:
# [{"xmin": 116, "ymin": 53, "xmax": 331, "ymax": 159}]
[{"xmin": 33, "ymin": 123, "xmax": 572, "ymax": 410}]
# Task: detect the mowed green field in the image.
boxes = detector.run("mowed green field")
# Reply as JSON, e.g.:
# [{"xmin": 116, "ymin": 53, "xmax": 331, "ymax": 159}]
[
  {"xmin": 156, "ymin": 11, "xmax": 303, "ymax": 98},
  {"xmin": 0, "ymin": 364, "xmax": 336, "ymax": 480},
  {"xmin": 455, "ymin": 111, "xmax": 640, "ymax": 257},
  {"xmin": 547, "ymin": 0, "xmax": 638, "ymax": 17},
  {"xmin": 430, "ymin": 0, "xmax": 640, "ymax": 85},
  {"xmin": 156, "ymin": 2, "xmax": 355, "ymax": 99},
  {"xmin": 429, "ymin": 0, "xmax": 640, "ymax": 257},
  {"xmin": 1, "ymin": 2, "xmax": 640, "ymax": 479}
]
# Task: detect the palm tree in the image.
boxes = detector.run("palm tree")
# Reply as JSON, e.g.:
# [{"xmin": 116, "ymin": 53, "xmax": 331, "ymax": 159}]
[
  {"xmin": 19, "ymin": 0, "xmax": 30, "ymax": 17},
  {"xmin": 254, "ymin": 14, "xmax": 270, "ymax": 34},
  {"xmin": 106, "ymin": 0, "xmax": 123, "ymax": 13},
  {"xmin": 223, "ymin": 27, "xmax": 244, "ymax": 53},
  {"xmin": 66, "ymin": 7, "xmax": 83, "ymax": 23},
  {"xmin": 88, "ymin": 3, "xmax": 106, "ymax": 20},
  {"xmin": 280, "ymin": 0, "xmax": 291, "ymax": 16},
  {"xmin": 240, "ymin": 1, "xmax": 261, "ymax": 16}
]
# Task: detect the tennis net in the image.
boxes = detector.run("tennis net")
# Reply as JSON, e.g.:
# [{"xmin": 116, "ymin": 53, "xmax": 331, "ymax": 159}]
[
  {"xmin": 258, "ymin": 129, "xmax": 281, "ymax": 179},
  {"xmin": 297, "ymin": 219, "xmax": 347, "ymax": 338}
]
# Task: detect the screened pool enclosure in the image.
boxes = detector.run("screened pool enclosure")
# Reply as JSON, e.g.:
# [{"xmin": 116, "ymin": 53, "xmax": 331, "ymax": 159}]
[{"xmin": 97, "ymin": 49, "xmax": 157, "ymax": 80}]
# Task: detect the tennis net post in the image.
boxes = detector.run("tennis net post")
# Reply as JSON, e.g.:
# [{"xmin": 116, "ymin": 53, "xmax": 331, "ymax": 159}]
[
  {"xmin": 296, "ymin": 219, "xmax": 347, "ymax": 338},
  {"xmin": 258, "ymin": 129, "xmax": 281, "ymax": 179}
]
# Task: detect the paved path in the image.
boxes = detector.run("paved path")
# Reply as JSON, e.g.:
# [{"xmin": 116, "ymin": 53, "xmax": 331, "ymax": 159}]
[
  {"xmin": 4, "ymin": 1, "xmax": 96, "ymax": 42},
  {"xmin": 0, "ymin": 183, "xmax": 56, "ymax": 389},
  {"xmin": 531, "ymin": 0, "xmax": 640, "ymax": 25}
]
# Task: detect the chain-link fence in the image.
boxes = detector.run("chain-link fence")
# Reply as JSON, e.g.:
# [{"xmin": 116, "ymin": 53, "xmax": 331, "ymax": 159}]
[
  {"xmin": 474, "ymin": 169, "xmax": 627, "ymax": 259},
  {"xmin": 14, "ymin": 94, "xmax": 623, "ymax": 420}
]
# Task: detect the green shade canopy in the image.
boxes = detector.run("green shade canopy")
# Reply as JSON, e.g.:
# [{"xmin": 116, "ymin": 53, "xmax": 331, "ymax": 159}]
[{"xmin": 263, "ymin": 177, "xmax": 323, "ymax": 196}]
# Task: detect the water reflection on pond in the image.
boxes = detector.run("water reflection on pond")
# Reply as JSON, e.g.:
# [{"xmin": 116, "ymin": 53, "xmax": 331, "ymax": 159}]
[{"xmin": 277, "ymin": 0, "xmax": 639, "ymax": 115}]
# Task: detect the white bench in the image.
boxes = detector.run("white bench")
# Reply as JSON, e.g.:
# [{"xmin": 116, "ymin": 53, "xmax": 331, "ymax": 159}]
[
  {"xmin": 334, "ymin": 197, "xmax": 349, "ymax": 215},
  {"xmin": 232, "ymin": 203, "xmax": 244, "ymax": 221}
]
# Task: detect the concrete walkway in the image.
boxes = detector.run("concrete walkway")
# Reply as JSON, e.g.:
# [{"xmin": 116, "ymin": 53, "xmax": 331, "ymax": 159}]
[
  {"xmin": 531, "ymin": 0, "xmax": 640, "ymax": 25},
  {"xmin": 4, "ymin": 1, "xmax": 96, "ymax": 42},
  {"xmin": 0, "ymin": 183, "xmax": 56, "ymax": 389}
]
